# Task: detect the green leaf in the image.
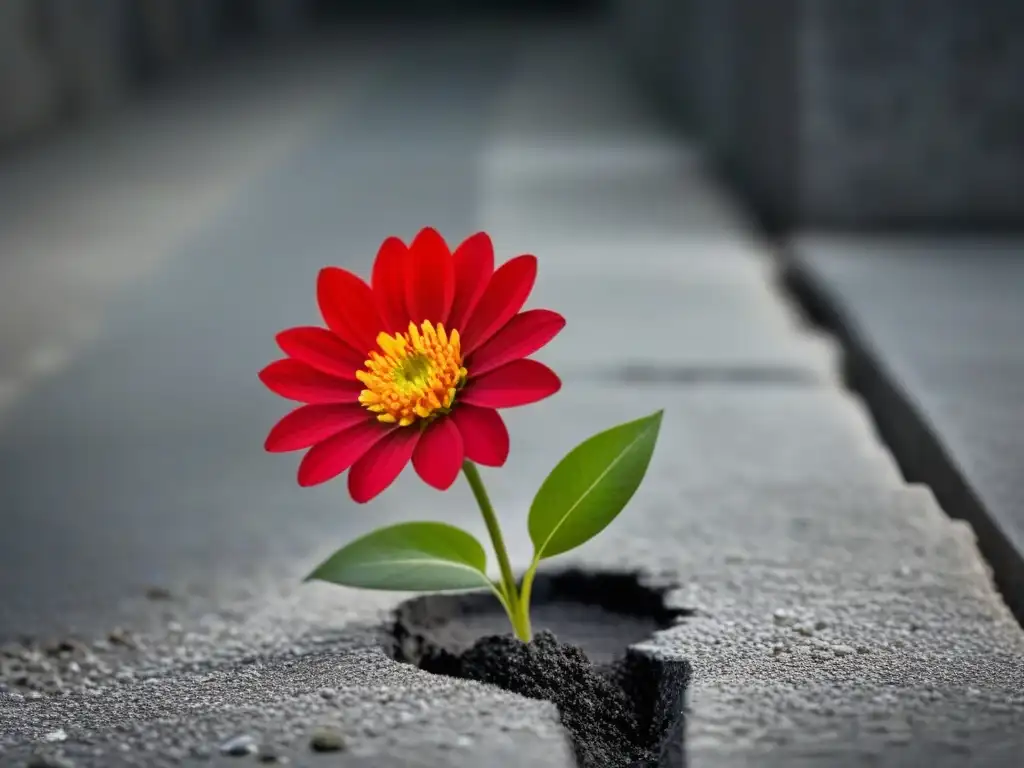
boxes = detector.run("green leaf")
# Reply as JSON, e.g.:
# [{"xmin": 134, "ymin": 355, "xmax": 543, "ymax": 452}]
[
  {"xmin": 306, "ymin": 521, "xmax": 492, "ymax": 592},
  {"xmin": 528, "ymin": 410, "xmax": 663, "ymax": 561}
]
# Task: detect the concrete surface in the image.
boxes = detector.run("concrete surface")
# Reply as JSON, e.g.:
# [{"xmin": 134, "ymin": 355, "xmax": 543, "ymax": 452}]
[
  {"xmin": 0, "ymin": 19, "xmax": 1022, "ymax": 768},
  {"xmin": 0, "ymin": 41, "xmax": 358, "ymax": 423},
  {"xmin": 577, "ymin": 485, "xmax": 1024, "ymax": 766},
  {"xmin": 786, "ymin": 235, "xmax": 1024, "ymax": 624}
]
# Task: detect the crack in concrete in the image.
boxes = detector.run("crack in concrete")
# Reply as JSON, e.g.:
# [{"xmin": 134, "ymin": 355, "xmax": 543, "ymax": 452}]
[
  {"xmin": 610, "ymin": 363, "xmax": 823, "ymax": 387},
  {"xmin": 387, "ymin": 569, "xmax": 691, "ymax": 768},
  {"xmin": 781, "ymin": 258, "xmax": 1024, "ymax": 628}
]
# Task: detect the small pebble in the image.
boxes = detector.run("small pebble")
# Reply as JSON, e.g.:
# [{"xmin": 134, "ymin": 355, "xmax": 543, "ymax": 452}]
[
  {"xmin": 257, "ymin": 744, "xmax": 287, "ymax": 763},
  {"xmin": 833, "ymin": 645, "xmax": 856, "ymax": 657},
  {"xmin": 318, "ymin": 687, "xmax": 337, "ymax": 700},
  {"xmin": 107, "ymin": 630, "xmax": 135, "ymax": 649},
  {"xmin": 310, "ymin": 726, "xmax": 345, "ymax": 753},
  {"xmin": 772, "ymin": 609, "xmax": 796, "ymax": 627},
  {"xmin": 220, "ymin": 734, "xmax": 258, "ymax": 757},
  {"xmin": 42, "ymin": 729, "xmax": 67, "ymax": 743}
]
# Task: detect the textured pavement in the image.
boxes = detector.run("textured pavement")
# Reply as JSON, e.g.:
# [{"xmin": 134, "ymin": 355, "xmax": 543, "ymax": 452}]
[
  {"xmin": 1, "ymin": 20, "xmax": 1022, "ymax": 768},
  {"xmin": 786, "ymin": 236, "xmax": 1024, "ymax": 624}
]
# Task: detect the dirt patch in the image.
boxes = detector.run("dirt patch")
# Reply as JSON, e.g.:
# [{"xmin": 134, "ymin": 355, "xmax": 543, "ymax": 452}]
[{"xmin": 388, "ymin": 569, "xmax": 691, "ymax": 768}]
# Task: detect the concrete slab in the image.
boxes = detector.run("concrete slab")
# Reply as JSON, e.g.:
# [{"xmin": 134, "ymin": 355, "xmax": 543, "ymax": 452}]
[
  {"xmin": 492, "ymin": 385, "xmax": 906, "ymax": 555},
  {"xmin": 786, "ymin": 235, "xmax": 1024, "ymax": 621},
  {"xmin": 481, "ymin": 140, "xmax": 753, "ymax": 239},
  {"xmin": 566, "ymin": 485, "xmax": 1024, "ymax": 766},
  {"xmin": 529, "ymin": 272, "xmax": 837, "ymax": 374},
  {"xmin": 0, "ymin": 629, "xmax": 574, "ymax": 767}
]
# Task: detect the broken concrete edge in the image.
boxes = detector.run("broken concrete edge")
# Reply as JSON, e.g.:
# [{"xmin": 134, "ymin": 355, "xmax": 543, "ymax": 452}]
[
  {"xmin": 0, "ymin": 622, "xmax": 578, "ymax": 768},
  {"xmin": 0, "ymin": 569, "xmax": 692, "ymax": 765},
  {"xmin": 779, "ymin": 247, "xmax": 1024, "ymax": 626},
  {"xmin": 0, "ymin": 569, "xmax": 691, "ymax": 768},
  {"xmin": 389, "ymin": 570, "xmax": 691, "ymax": 768}
]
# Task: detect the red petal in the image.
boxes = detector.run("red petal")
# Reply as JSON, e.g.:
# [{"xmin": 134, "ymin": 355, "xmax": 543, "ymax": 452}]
[
  {"xmin": 265, "ymin": 403, "xmax": 370, "ymax": 453},
  {"xmin": 348, "ymin": 428, "xmax": 421, "ymax": 503},
  {"xmin": 447, "ymin": 232, "xmax": 494, "ymax": 332},
  {"xmin": 276, "ymin": 327, "xmax": 364, "ymax": 379},
  {"xmin": 467, "ymin": 309, "xmax": 565, "ymax": 377},
  {"xmin": 405, "ymin": 227, "xmax": 455, "ymax": 325},
  {"xmin": 317, "ymin": 267, "xmax": 383, "ymax": 353},
  {"xmin": 259, "ymin": 359, "xmax": 364, "ymax": 404},
  {"xmin": 297, "ymin": 420, "xmax": 392, "ymax": 487},
  {"xmin": 450, "ymin": 405, "xmax": 509, "ymax": 467},
  {"xmin": 460, "ymin": 359, "xmax": 561, "ymax": 409},
  {"xmin": 412, "ymin": 417, "xmax": 465, "ymax": 490},
  {"xmin": 460, "ymin": 255, "xmax": 537, "ymax": 355},
  {"xmin": 371, "ymin": 236, "xmax": 411, "ymax": 333}
]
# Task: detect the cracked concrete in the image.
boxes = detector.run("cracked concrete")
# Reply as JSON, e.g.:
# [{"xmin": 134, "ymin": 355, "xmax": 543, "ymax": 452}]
[
  {"xmin": 786, "ymin": 235, "xmax": 1024, "ymax": 625},
  {"xmin": 1, "ymin": 18, "xmax": 1022, "ymax": 768}
]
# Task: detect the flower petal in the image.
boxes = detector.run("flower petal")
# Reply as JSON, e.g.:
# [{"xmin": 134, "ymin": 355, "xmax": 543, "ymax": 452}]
[
  {"xmin": 348, "ymin": 428, "xmax": 421, "ymax": 503},
  {"xmin": 460, "ymin": 254, "xmax": 537, "ymax": 355},
  {"xmin": 265, "ymin": 403, "xmax": 371, "ymax": 453},
  {"xmin": 371, "ymin": 236, "xmax": 411, "ymax": 333},
  {"xmin": 447, "ymin": 232, "xmax": 494, "ymax": 332},
  {"xmin": 460, "ymin": 359, "xmax": 561, "ymax": 409},
  {"xmin": 276, "ymin": 327, "xmax": 364, "ymax": 379},
  {"xmin": 466, "ymin": 309, "xmax": 565, "ymax": 377},
  {"xmin": 412, "ymin": 417, "xmax": 465, "ymax": 490},
  {"xmin": 405, "ymin": 227, "xmax": 455, "ymax": 326},
  {"xmin": 259, "ymin": 359, "xmax": 364, "ymax": 403},
  {"xmin": 298, "ymin": 420, "xmax": 393, "ymax": 487},
  {"xmin": 450, "ymin": 404, "xmax": 509, "ymax": 467},
  {"xmin": 317, "ymin": 267, "xmax": 383, "ymax": 353}
]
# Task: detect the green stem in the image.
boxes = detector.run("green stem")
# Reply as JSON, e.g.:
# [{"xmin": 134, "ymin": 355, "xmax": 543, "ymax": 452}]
[
  {"xmin": 517, "ymin": 563, "xmax": 537, "ymax": 640},
  {"xmin": 462, "ymin": 460, "xmax": 531, "ymax": 642}
]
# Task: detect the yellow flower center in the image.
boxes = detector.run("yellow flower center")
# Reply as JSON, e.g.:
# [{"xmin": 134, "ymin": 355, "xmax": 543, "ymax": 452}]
[{"xmin": 356, "ymin": 321, "xmax": 467, "ymax": 427}]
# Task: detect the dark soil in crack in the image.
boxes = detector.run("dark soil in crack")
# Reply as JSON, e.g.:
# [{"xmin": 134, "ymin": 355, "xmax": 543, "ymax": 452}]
[{"xmin": 388, "ymin": 569, "xmax": 692, "ymax": 768}]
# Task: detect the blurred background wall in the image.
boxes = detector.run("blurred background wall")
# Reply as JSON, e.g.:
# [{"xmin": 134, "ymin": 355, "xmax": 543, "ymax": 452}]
[
  {"xmin": 611, "ymin": 0, "xmax": 1024, "ymax": 232},
  {"xmin": 1, "ymin": 0, "xmax": 1021, "ymax": 233},
  {"xmin": 0, "ymin": 0, "xmax": 328, "ymax": 146}
]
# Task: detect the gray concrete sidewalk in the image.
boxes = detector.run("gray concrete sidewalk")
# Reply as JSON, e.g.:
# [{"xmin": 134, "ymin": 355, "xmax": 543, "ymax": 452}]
[
  {"xmin": 786, "ymin": 236, "xmax": 1024, "ymax": 624},
  {"xmin": 1, "ymin": 20, "xmax": 1022, "ymax": 768}
]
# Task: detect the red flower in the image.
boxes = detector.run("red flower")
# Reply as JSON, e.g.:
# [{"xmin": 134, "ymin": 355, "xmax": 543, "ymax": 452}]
[{"xmin": 259, "ymin": 228, "xmax": 565, "ymax": 503}]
